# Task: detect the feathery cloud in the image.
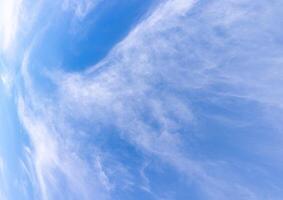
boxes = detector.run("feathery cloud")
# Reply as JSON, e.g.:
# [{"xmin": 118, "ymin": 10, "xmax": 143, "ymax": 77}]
[{"xmin": 17, "ymin": 0, "xmax": 283, "ymax": 199}]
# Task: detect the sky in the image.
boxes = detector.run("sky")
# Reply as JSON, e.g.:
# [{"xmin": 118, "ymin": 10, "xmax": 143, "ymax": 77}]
[{"xmin": 1, "ymin": 0, "xmax": 283, "ymax": 199}]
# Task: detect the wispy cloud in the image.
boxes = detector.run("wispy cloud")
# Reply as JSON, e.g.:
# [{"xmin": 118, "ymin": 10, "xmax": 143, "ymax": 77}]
[
  {"xmin": 62, "ymin": 0, "xmax": 102, "ymax": 20},
  {"xmin": 0, "ymin": 0, "xmax": 23, "ymax": 51},
  {"xmin": 17, "ymin": 0, "xmax": 283, "ymax": 199},
  {"xmin": 18, "ymin": 95, "xmax": 111, "ymax": 200},
  {"xmin": 0, "ymin": 157, "xmax": 7, "ymax": 200},
  {"xmin": 0, "ymin": 72, "xmax": 12, "ymax": 94}
]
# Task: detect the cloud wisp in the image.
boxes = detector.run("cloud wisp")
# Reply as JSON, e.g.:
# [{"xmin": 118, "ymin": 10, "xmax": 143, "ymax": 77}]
[
  {"xmin": 0, "ymin": 157, "xmax": 7, "ymax": 200},
  {"xmin": 0, "ymin": 0, "xmax": 24, "ymax": 52},
  {"xmin": 16, "ymin": 0, "xmax": 283, "ymax": 199}
]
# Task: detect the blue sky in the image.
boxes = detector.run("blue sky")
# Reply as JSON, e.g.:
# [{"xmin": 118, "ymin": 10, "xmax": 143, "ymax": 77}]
[{"xmin": 1, "ymin": 0, "xmax": 283, "ymax": 199}]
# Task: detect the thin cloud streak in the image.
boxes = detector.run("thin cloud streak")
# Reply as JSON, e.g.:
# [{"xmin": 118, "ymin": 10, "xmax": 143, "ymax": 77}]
[
  {"xmin": 0, "ymin": 0, "xmax": 23, "ymax": 51},
  {"xmin": 0, "ymin": 157, "xmax": 7, "ymax": 200}
]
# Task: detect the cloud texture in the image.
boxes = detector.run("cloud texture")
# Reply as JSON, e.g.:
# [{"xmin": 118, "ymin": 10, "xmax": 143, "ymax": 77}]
[{"xmin": 1, "ymin": 0, "xmax": 283, "ymax": 199}]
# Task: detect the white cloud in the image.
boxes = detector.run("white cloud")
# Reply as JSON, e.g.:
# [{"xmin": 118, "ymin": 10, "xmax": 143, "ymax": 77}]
[
  {"xmin": 0, "ymin": 71, "xmax": 13, "ymax": 94},
  {"xmin": 18, "ymin": 0, "xmax": 283, "ymax": 199},
  {"xmin": 0, "ymin": 157, "xmax": 7, "ymax": 200},
  {"xmin": 18, "ymin": 0, "xmax": 201, "ymax": 198},
  {"xmin": 0, "ymin": 0, "xmax": 23, "ymax": 51},
  {"xmin": 18, "ymin": 95, "xmax": 111, "ymax": 200},
  {"xmin": 62, "ymin": 0, "xmax": 102, "ymax": 20},
  {"xmin": 18, "ymin": 42, "xmax": 111, "ymax": 199}
]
